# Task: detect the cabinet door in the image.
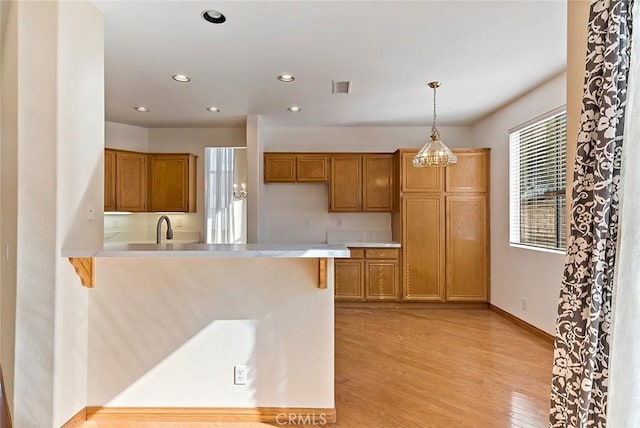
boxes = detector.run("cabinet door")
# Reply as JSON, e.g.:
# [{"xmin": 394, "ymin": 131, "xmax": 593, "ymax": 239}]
[
  {"xmin": 401, "ymin": 150, "xmax": 443, "ymax": 193},
  {"xmin": 446, "ymin": 196, "xmax": 488, "ymax": 301},
  {"xmin": 362, "ymin": 155, "xmax": 393, "ymax": 212},
  {"xmin": 148, "ymin": 154, "xmax": 195, "ymax": 212},
  {"xmin": 446, "ymin": 150, "xmax": 489, "ymax": 192},
  {"xmin": 335, "ymin": 259, "xmax": 365, "ymax": 301},
  {"xmin": 365, "ymin": 260, "xmax": 399, "ymax": 300},
  {"xmin": 329, "ymin": 156, "xmax": 362, "ymax": 212},
  {"xmin": 115, "ymin": 151, "xmax": 147, "ymax": 212},
  {"xmin": 297, "ymin": 155, "xmax": 328, "ymax": 182},
  {"xmin": 104, "ymin": 150, "xmax": 116, "ymax": 211},
  {"xmin": 264, "ymin": 154, "xmax": 296, "ymax": 183},
  {"xmin": 402, "ymin": 196, "xmax": 445, "ymax": 301}
]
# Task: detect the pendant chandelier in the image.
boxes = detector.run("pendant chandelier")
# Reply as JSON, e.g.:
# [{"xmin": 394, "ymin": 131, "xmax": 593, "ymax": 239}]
[{"xmin": 412, "ymin": 82, "xmax": 457, "ymax": 167}]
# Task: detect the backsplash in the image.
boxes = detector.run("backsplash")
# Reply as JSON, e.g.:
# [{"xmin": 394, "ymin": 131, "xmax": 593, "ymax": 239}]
[
  {"xmin": 326, "ymin": 229, "xmax": 393, "ymax": 244},
  {"xmin": 261, "ymin": 182, "xmax": 393, "ymax": 244},
  {"xmin": 104, "ymin": 213, "xmax": 201, "ymax": 243}
]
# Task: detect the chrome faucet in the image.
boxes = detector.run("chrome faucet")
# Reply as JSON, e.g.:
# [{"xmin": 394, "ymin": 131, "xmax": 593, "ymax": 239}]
[{"xmin": 156, "ymin": 215, "xmax": 174, "ymax": 244}]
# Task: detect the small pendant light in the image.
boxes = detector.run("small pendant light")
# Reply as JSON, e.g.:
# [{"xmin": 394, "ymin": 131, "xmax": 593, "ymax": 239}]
[{"xmin": 412, "ymin": 82, "xmax": 457, "ymax": 167}]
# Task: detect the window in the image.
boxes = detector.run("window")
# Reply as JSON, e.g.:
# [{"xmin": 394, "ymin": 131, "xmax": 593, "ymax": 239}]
[
  {"xmin": 509, "ymin": 107, "xmax": 567, "ymax": 252},
  {"xmin": 204, "ymin": 147, "xmax": 247, "ymax": 244}
]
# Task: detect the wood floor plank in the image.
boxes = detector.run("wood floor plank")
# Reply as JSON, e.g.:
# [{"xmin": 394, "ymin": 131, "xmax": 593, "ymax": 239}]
[{"xmin": 78, "ymin": 308, "xmax": 553, "ymax": 428}]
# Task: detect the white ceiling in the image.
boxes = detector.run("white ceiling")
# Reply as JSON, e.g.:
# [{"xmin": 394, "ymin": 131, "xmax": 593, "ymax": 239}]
[{"xmin": 99, "ymin": 0, "xmax": 567, "ymax": 128}]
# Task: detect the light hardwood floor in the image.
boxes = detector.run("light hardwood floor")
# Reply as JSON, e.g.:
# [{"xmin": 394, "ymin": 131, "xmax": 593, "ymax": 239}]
[{"xmin": 79, "ymin": 308, "xmax": 553, "ymax": 428}]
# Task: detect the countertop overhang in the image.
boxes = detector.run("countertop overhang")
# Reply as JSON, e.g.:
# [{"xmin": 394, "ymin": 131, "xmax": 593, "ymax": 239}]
[{"xmin": 63, "ymin": 243, "xmax": 350, "ymax": 258}]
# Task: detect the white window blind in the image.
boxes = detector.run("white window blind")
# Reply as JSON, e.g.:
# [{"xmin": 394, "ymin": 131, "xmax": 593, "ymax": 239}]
[{"xmin": 509, "ymin": 108, "xmax": 567, "ymax": 252}]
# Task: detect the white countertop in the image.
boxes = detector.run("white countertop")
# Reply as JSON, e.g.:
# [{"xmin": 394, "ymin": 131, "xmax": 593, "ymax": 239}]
[
  {"xmin": 63, "ymin": 243, "xmax": 350, "ymax": 258},
  {"xmin": 328, "ymin": 241, "xmax": 401, "ymax": 248}
]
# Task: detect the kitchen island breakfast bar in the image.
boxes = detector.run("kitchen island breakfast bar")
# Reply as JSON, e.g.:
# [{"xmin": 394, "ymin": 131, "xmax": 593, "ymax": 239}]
[{"xmin": 62, "ymin": 244, "xmax": 349, "ymax": 424}]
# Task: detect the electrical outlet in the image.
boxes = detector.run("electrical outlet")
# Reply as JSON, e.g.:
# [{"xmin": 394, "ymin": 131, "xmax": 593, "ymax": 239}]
[
  {"xmin": 234, "ymin": 365, "xmax": 247, "ymax": 385},
  {"xmin": 336, "ymin": 217, "xmax": 343, "ymax": 227},
  {"xmin": 521, "ymin": 298, "xmax": 528, "ymax": 311},
  {"xmin": 175, "ymin": 217, "xmax": 183, "ymax": 227}
]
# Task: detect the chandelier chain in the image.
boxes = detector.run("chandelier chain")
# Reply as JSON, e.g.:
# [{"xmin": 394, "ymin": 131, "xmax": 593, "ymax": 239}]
[{"xmin": 432, "ymin": 85, "xmax": 437, "ymax": 132}]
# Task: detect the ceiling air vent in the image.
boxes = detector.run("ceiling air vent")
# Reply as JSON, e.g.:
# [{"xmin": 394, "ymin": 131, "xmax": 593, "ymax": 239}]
[{"xmin": 332, "ymin": 80, "xmax": 352, "ymax": 94}]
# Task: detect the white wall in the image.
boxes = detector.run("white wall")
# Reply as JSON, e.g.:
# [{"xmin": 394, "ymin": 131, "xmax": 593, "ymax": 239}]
[
  {"xmin": 105, "ymin": 121, "xmax": 149, "ymax": 152},
  {"xmin": 246, "ymin": 115, "xmax": 264, "ymax": 243},
  {"xmin": 54, "ymin": 1, "xmax": 104, "ymax": 425},
  {"xmin": 88, "ymin": 258, "xmax": 334, "ymax": 409},
  {"xmin": 265, "ymin": 126, "xmax": 472, "ymax": 153},
  {"xmin": 12, "ymin": 2, "xmax": 59, "ymax": 426},
  {"xmin": 471, "ymin": 73, "xmax": 567, "ymax": 334},
  {"xmin": 0, "ymin": 0, "xmax": 18, "ymax": 414},
  {"xmin": 260, "ymin": 126, "xmax": 472, "ymax": 243},
  {"xmin": 566, "ymin": 0, "xmax": 590, "ymax": 227},
  {"xmin": 0, "ymin": 1, "xmax": 104, "ymax": 426}
]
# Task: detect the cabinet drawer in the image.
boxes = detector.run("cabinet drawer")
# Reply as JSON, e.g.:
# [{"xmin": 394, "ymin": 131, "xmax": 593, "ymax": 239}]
[
  {"xmin": 365, "ymin": 248, "xmax": 400, "ymax": 259},
  {"xmin": 348, "ymin": 248, "xmax": 365, "ymax": 259}
]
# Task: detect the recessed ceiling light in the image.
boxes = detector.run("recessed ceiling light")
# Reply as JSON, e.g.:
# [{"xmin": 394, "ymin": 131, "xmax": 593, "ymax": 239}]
[
  {"xmin": 287, "ymin": 106, "xmax": 302, "ymax": 113},
  {"xmin": 172, "ymin": 74, "xmax": 191, "ymax": 83},
  {"xmin": 206, "ymin": 106, "xmax": 221, "ymax": 112},
  {"xmin": 134, "ymin": 106, "xmax": 149, "ymax": 112},
  {"xmin": 278, "ymin": 74, "xmax": 295, "ymax": 82},
  {"xmin": 202, "ymin": 10, "xmax": 226, "ymax": 24}
]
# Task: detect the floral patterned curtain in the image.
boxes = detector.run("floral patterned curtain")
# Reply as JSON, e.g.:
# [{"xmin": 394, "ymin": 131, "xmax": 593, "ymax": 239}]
[{"xmin": 549, "ymin": 0, "xmax": 635, "ymax": 426}]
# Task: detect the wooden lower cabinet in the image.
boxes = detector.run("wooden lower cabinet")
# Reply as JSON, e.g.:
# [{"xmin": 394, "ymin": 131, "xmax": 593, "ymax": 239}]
[
  {"xmin": 335, "ymin": 248, "xmax": 400, "ymax": 301},
  {"xmin": 445, "ymin": 195, "xmax": 489, "ymax": 301},
  {"xmin": 401, "ymin": 196, "xmax": 446, "ymax": 301},
  {"xmin": 335, "ymin": 259, "xmax": 365, "ymax": 301},
  {"xmin": 365, "ymin": 260, "xmax": 399, "ymax": 300}
]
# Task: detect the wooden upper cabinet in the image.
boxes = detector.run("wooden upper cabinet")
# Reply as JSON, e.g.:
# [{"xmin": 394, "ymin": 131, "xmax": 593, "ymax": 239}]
[
  {"xmin": 362, "ymin": 155, "xmax": 393, "ymax": 212},
  {"xmin": 104, "ymin": 149, "xmax": 116, "ymax": 211},
  {"xmin": 402, "ymin": 195, "xmax": 445, "ymax": 301},
  {"xmin": 115, "ymin": 151, "xmax": 147, "ymax": 212},
  {"xmin": 148, "ymin": 154, "xmax": 197, "ymax": 212},
  {"xmin": 264, "ymin": 153, "xmax": 328, "ymax": 182},
  {"xmin": 330, "ymin": 155, "xmax": 362, "ymax": 212},
  {"xmin": 329, "ymin": 154, "xmax": 394, "ymax": 213},
  {"xmin": 445, "ymin": 195, "xmax": 488, "ymax": 301},
  {"xmin": 400, "ymin": 150, "xmax": 444, "ymax": 193},
  {"xmin": 264, "ymin": 154, "xmax": 296, "ymax": 182},
  {"xmin": 446, "ymin": 149, "xmax": 490, "ymax": 193},
  {"xmin": 297, "ymin": 155, "xmax": 328, "ymax": 182}
]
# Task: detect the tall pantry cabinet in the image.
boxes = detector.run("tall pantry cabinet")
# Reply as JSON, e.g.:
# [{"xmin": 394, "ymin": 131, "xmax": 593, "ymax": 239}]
[{"xmin": 392, "ymin": 148, "xmax": 490, "ymax": 302}]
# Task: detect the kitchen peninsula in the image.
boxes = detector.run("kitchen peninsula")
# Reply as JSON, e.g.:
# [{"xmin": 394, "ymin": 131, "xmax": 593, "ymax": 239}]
[{"xmin": 62, "ymin": 244, "xmax": 348, "ymax": 423}]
